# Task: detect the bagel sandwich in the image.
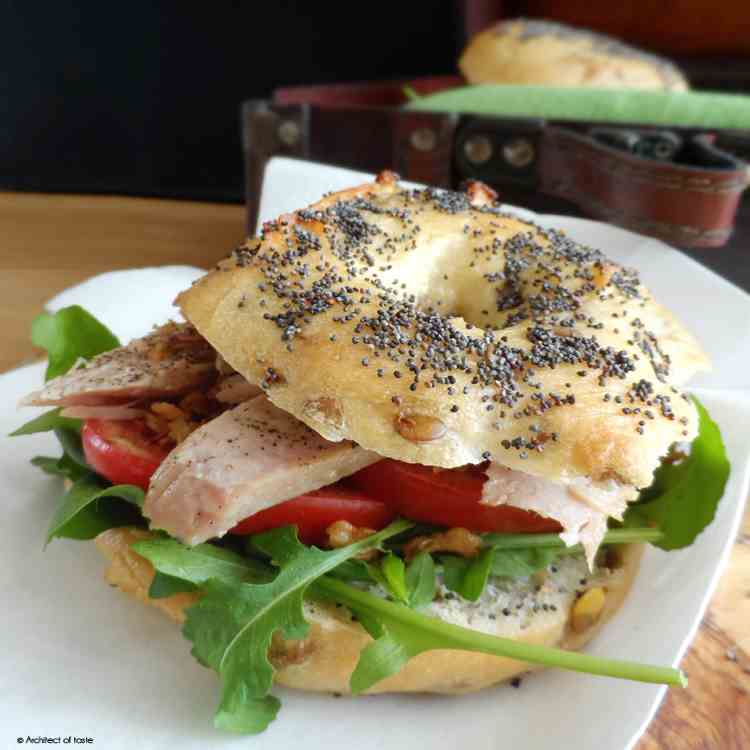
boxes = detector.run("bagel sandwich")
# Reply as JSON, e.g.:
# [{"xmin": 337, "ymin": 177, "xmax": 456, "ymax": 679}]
[{"xmin": 14, "ymin": 174, "xmax": 730, "ymax": 735}]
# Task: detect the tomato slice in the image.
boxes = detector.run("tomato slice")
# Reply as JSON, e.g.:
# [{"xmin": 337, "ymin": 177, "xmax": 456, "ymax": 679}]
[
  {"xmin": 349, "ymin": 459, "xmax": 561, "ymax": 534},
  {"xmin": 82, "ymin": 419, "xmax": 170, "ymax": 490},
  {"xmin": 229, "ymin": 485, "xmax": 395, "ymax": 545}
]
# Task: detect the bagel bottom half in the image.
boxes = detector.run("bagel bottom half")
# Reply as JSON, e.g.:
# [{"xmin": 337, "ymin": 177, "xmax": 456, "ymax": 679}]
[{"xmin": 95, "ymin": 527, "xmax": 642, "ymax": 694}]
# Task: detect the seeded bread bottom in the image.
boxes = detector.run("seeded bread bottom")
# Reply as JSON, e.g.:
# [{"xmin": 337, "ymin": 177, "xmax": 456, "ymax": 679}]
[{"xmin": 95, "ymin": 527, "xmax": 642, "ymax": 695}]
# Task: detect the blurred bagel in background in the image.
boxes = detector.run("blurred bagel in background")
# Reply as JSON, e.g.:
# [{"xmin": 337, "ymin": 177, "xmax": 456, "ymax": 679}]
[{"xmin": 460, "ymin": 18, "xmax": 689, "ymax": 91}]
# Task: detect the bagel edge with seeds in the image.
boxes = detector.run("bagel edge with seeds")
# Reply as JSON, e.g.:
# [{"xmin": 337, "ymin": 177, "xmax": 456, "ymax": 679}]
[{"xmin": 178, "ymin": 172, "xmax": 707, "ymax": 490}]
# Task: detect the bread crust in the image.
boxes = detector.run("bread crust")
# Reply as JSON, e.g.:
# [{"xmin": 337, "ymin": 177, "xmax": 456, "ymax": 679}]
[
  {"xmin": 459, "ymin": 18, "xmax": 689, "ymax": 91},
  {"xmin": 177, "ymin": 176, "xmax": 707, "ymax": 490},
  {"xmin": 95, "ymin": 527, "xmax": 642, "ymax": 694}
]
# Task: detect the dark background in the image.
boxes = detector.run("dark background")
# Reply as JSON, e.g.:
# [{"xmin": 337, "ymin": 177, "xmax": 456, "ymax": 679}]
[
  {"xmin": 1, "ymin": 1, "xmax": 748, "ymax": 288},
  {"xmin": 0, "ymin": 1, "xmax": 462, "ymax": 201}
]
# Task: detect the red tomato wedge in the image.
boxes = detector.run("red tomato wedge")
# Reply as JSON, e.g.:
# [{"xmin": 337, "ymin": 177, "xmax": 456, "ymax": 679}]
[
  {"xmin": 229, "ymin": 485, "xmax": 395, "ymax": 545},
  {"xmin": 349, "ymin": 459, "xmax": 562, "ymax": 534},
  {"xmin": 82, "ymin": 419, "xmax": 170, "ymax": 490}
]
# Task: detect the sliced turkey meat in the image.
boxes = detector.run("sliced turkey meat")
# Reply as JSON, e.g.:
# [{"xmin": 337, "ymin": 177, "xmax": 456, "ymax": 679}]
[
  {"xmin": 21, "ymin": 323, "xmax": 216, "ymax": 407},
  {"xmin": 213, "ymin": 374, "xmax": 263, "ymax": 404},
  {"xmin": 143, "ymin": 395, "xmax": 380, "ymax": 545},
  {"xmin": 481, "ymin": 464, "xmax": 637, "ymax": 569}
]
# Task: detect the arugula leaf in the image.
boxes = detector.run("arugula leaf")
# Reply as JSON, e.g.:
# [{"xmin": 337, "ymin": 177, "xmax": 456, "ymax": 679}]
[
  {"xmin": 346, "ymin": 607, "xmax": 442, "ymax": 694},
  {"xmin": 47, "ymin": 476, "xmax": 144, "ymax": 543},
  {"xmin": 149, "ymin": 572, "xmax": 199, "ymax": 599},
  {"xmin": 181, "ymin": 521, "xmax": 410, "ymax": 734},
  {"xmin": 624, "ymin": 397, "xmax": 730, "ymax": 550},
  {"xmin": 31, "ymin": 305, "xmax": 120, "ymax": 381},
  {"xmin": 31, "ymin": 456, "xmax": 64, "ymax": 474},
  {"xmin": 314, "ymin": 575, "xmax": 687, "ymax": 695},
  {"xmin": 459, "ymin": 548, "xmax": 495, "ymax": 601},
  {"xmin": 326, "ymin": 558, "xmax": 373, "ymax": 583},
  {"xmin": 405, "ymin": 552, "xmax": 436, "ymax": 609},
  {"xmin": 31, "ymin": 453, "xmax": 89, "ymax": 482},
  {"xmin": 15, "ymin": 410, "xmax": 91, "ymax": 484},
  {"xmin": 481, "ymin": 527, "xmax": 663, "ymax": 551},
  {"xmin": 11, "ymin": 406, "xmax": 91, "ymax": 482},
  {"xmin": 379, "ymin": 553, "xmax": 409, "ymax": 604},
  {"xmin": 10, "ymin": 408, "xmax": 81, "ymax": 437},
  {"xmin": 440, "ymin": 549, "xmax": 495, "ymax": 602},
  {"xmin": 53, "ymin": 427, "xmax": 89, "ymax": 469},
  {"xmin": 441, "ymin": 528, "xmax": 662, "ymax": 602},
  {"xmin": 491, "ymin": 547, "xmax": 560, "ymax": 578},
  {"xmin": 440, "ymin": 554, "xmax": 466, "ymax": 594},
  {"xmin": 133, "ymin": 537, "xmax": 273, "ymax": 587}
]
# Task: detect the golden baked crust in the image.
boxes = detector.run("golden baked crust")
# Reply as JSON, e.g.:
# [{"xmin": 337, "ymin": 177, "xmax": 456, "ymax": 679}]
[
  {"xmin": 95, "ymin": 527, "xmax": 642, "ymax": 694},
  {"xmin": 459, "ymin": 18, "xmax": 689, "ymax": 91},
  {"xmin": 177, "ymin": 174, "xmax": 708, "ymax": 490}
]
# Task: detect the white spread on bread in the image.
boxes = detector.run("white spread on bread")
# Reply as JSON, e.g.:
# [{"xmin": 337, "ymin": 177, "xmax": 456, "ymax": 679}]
[{"xmin": 143, "ymin": 395, "xmax": 379, "ymax": 545}]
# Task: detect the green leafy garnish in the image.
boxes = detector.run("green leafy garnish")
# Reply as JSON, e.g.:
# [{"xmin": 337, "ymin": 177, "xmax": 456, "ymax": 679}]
[
  {"xmin": 315, "ymin": 575, "xmax": 686, "ymax": 695},
  {"xmin": 441, "ymin": 548, "xmax": 495, "ymax": 602},
  {"xmin": 11, "ymin": 406, "xmax": 89, "ymax": 481},
  {"xmin": 442, "ymin": 527, "xmax": 663, "ymax": 602},
  {"xmin": 134, "ymin": 537, "xmax": 273, "ymax": 587},
  {"xmin": 30, "ymin": 453, "xmax": 88, "ymax": 482},
  {"xmin": 181, "ymin": 521, "xmax": 411, "ymax": 734},
  {"xmin": 149, "ymin": 572, "xmax": 199, "ymax": 599},
  {"xmin": 53, "ymin": 426, "xmax": 89, "ymax": 469},
  {"xmin": 481, "ymin": 527, "xmax": 663, "ymax": 551},
  {"xmin": 136, "ymin": 522, "xmax": 684, "ymax": 733},
  {"xmin": 325, "ymin": 558, "xmax": 373, "ymax": 582},
  {"xmin": 404, "ymin": 552, "xmax": 437, "ymax": 608},
  {"xmin": 490, "ymin": 547, "xmax": 560, "ymax": 578},
  {"xmin": 624, "ymin": 397, "xmax": 730, "ymax": 549},
  {"xmin": 379, "ymin": 553, "xmax": 409, "ymax": 604},
  {"xmin": 31, "ymin": 305, "xmax": 120, "ymax": 381},
  {"xmin": 10, "ymin": 407, "xmax": 81, "ymax": 437},
  {"xmin": 47, "ymin": 476, "xmax": 144, "ymax": 543}
]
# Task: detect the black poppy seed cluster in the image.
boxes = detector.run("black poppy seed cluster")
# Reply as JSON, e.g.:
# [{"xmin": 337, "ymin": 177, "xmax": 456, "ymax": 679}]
[{"xmin": 229, "ymin": 183, "xmax": 692, "ymax": 457}]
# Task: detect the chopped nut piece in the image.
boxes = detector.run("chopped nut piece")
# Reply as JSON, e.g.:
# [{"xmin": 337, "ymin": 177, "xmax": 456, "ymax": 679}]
[
  {"xmin": 571, "ymin": 586, "xmax": 606, "ymax": 633},
  {"xmin": 592, "ymin": 263, "xmax": 617, "ymax": 289},
  {"xmin": 326, "ymin": 520, "xmax": 376, "ymax": 547},
  {"xmin": 151, "ymin": 401, "xmax": 185, "ymax": 420},
  {"xmin": 268, "ymin": 631, "xmax": 315, "ymax": 668},
  {"xmin": 404, "ymin": 527, "xmax": 481, "ymax": 561},
  {"xmin": 326, "ymin": 520, "xmax": 379, "ymax": 560},
  {"xmin": 144, "ymin": 412, "xmax": 168, "ymax": 435},
  {"xmin": 168, "ymin": 417, "xmax": 197, "ymax": 444},
  {"xmin": 396, "ymin": 413, "xmax": 447, "ymax": 443},
  {"xmin": 179, "ymin": 390, "xmax": 212, "ymax": 416}
]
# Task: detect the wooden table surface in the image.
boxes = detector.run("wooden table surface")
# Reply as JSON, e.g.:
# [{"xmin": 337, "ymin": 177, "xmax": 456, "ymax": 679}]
[{"xmin": 3, "ymin": 191, "xmax": 748, "ymax": 747}]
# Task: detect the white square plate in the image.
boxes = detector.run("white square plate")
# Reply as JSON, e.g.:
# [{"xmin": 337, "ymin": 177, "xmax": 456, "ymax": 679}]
[{"xmin": 2, "ymin": 158, "xmax": 749, "ymax": 749}]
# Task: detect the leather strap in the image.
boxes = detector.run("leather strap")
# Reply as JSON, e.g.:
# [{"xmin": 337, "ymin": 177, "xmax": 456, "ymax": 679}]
[
  {"xmin": 538, "ymin": 127, "xmax": 747, "ymax": 247},
  {"xmin": 242, "ymin": 80, "xmax": 749, "ymax": 247}
]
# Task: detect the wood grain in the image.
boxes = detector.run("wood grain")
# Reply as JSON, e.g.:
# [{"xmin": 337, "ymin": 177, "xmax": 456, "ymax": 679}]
[
  {"xmin": 2, "ymin": 191, "xmax": 748, "ymax": 747},
  {"xmin": 0, "ymin": 191, "xmax": 245, "ymax": 372}
]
